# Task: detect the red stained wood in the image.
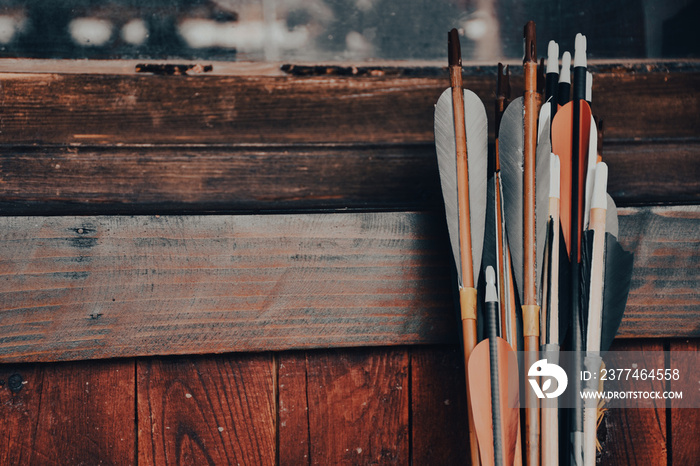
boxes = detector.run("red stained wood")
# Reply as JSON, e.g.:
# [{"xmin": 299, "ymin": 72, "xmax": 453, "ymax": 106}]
[
  {"xmin": 670, "ymin": 339, "xmax": 700, "ymax": 464},
  {"xmin": 598, "ymin": 340, "xmax": 667, "ymax": 466},
  {"xmin": 278, "ymin": 352, "xmax": 311, "ymax": 465},
  {"xmin": 285, "ymin": 348, "xmax": 410, "ymax": 465},
  {"xmin": 137, "ymin": 354, "xmax": 276, "ymax": 465},
  {"xmin": 410, "ymin": 346, "xmax": 470, "ymax": 464},
  {"xmin": 0, "ymin": 359, "xmax": 135, "ymax": 465}
]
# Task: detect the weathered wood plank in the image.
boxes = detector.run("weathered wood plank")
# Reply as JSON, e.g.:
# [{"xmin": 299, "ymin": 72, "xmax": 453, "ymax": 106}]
[
  {"xmin": 298, "ymin": 348, "xmax": 409, "ymax": 465},
  {"xmin": 598, "ymin": 340, "xmax": 667, "ymax": 466},
  {"xmin": 0, "ymin": 140, "xmax": 696, "ymax": 216},
  {"xmin": 670, "ymin": 339, "xmax": 700, "ymax": 464},
  {"xmin": 0, "ymin": 69, "xmax": 696, "ymax": 145},
  {"xmin": 617, "ymin": 207, "xmax": 700, "ymax": 339},
  {"xmin": 0, "ymin": 206, "xmax": 697, "ymax": 363},
  {"xmin": 0, "ymin": 359, "xmax": 135, "ymax": 465},
  {"xmin": 137, "ymin": 354, "xmax": 276, "ymax": 465},
  {"xmin": 0, "ymin": 212, "xmax": 455, "ymax": 362},
  {"xmin": 410, "ymin": 346, "xmax": 470, "ymax": 464}
]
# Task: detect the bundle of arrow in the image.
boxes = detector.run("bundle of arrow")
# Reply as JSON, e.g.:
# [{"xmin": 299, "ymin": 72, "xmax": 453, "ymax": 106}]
[{"xmin": 434, "ymin": 22, "xmax": 634, "ymax": 466}]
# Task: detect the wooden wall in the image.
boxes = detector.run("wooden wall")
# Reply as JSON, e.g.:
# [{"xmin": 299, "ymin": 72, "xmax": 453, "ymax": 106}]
[{"xmin": 0, "ymin": 60, "xmax": 698, "ymax": 464}]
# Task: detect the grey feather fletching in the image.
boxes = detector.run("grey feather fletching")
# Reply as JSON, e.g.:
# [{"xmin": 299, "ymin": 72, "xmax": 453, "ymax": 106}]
[
  {"xmin": 434, "ymin": 88, "xmax": 488, "ymax": 287},
  {"xmin": 498, "ymin": 97, "xmax": 524, "ymax": 302},
  {"xmin": 500, "ymin": 96, "xmax": 550, "ymax": 305}
]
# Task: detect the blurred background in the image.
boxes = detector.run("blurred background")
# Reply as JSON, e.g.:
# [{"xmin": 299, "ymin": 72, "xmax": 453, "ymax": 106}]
[{"xmin": 0, "ymin": 0, "xmax": 697, "ymax": 61}]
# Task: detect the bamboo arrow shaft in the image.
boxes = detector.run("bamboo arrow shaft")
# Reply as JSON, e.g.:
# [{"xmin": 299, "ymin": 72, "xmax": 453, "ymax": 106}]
[
  {"xmin": 523, "ymin": 20, "xmax": 540, "ymax": 466},
  {"xmin": 451, "ymin": 66, "xmax": 476, "ymax": 289},
  {"xmin": 448, "ymin": 29, "xmax": 480, "ymax": 466}
]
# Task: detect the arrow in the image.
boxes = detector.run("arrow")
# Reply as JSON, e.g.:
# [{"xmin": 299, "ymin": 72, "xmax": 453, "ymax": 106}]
[
  {"xmin": 469, "ymin": 267, "xmax": 521, "ymax": 466},
  {"xmin": 434, "ymin": 28, "xmax": 488, "ymax": 466},
  {"xmin": 579, "ymin": 163, "xmax": 633, "ymax": 466},
  {"xmin": 491, "ymin": 63, "xmax": 521, "ymax": 351},
  {"xmin": 557, "ymin": 52, "xmax": 571, "ymax": 108},
  {"xmin": 523, "ymin": 20, "xmax": 541, "ymax": 466},
  {"xmin": 539, "ymin": 153, "xmax": 568, "ymax": 466},
  {"xmin": 545, "ymin": 41, "xmax": 559, "ymax": 118}
]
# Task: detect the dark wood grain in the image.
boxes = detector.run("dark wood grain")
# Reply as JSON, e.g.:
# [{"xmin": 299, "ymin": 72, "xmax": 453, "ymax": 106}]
[
  {"xmin": 0, "ymin": 207, "xmax": 697, "ymax": 363},
  {"xmin": 410, "ymin": 346, "xmax": 470, "ymax": 464},
  {"xmin": 0, "ymin": 359, "xmax": 135, "ymax": 465},
  {"xmin": 0, "ymin": 144, "xmax": 440, "ymax": 215},
  {"xmin": 137, "ymin": 354, "xmax": 276, "ymax": 465},
  {"xmin": 670, "ymin": 339, "xmax": 700, "ymax": 464},
  {"xmin": 598, "ymin": 340, "xmax": 667, "ymax": 466},
  {"xmin": 0, "ymin": 69, "xmax": 696, "ymax": 146},
  {"xmin": 0, "ymin": 140, "xmax": 696, "ymax": 216},
  {"xmin": 603, "ymin": 141, "xmax": 700, "ymax": 206},
  {"xmin": 301, "ymin": 348, "xmax": 409, "ymax": 465}
]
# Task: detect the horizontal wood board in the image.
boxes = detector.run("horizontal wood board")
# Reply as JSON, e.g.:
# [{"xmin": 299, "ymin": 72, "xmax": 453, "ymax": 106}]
[
  {"xmin": 0, "ymin": 139, "xmax": 697, "ymax": 216},
  {"xmin": 0, "ymin": 68, "xmax": 697, "ymax": 146},
  {"xmin": 0, "ymin": 206, "xmax": 697, "ymax": 363}
]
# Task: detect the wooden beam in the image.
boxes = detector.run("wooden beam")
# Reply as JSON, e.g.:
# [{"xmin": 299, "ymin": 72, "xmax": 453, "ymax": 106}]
[
  {"xmin": 0, "ymin": 140, "xmax": 696, "ymax": 216},
  {"xmin": 0, "ymin": 206, "xmax": 698, "ymax": 363},
  {"xmin": 0, "ymin": 69, "xmax": 696, "ymax": 146}
]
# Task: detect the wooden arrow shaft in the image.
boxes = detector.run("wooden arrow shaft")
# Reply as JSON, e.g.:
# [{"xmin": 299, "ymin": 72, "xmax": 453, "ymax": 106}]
[{"xmin": 450, "ymin": 65, "xmax": 476, "ymax": 289}]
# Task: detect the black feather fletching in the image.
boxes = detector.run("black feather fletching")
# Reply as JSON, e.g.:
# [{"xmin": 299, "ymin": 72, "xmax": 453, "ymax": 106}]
[
  {"xmin": 600, "ymin": 232, "xmax": 633, "ymax": 352},
  {"xmin": 580, "ymin": 230, "xmax": 634, "ymax": 352},
  {"xmin": 542, "ymin": 218, "xmax": 572, "ymax": 346}
]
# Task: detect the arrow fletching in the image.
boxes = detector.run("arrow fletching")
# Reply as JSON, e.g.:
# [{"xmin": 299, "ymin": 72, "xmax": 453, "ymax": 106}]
[{"xmin": 435, "ymin": 88, "xmax": 488, "ymax": 287}]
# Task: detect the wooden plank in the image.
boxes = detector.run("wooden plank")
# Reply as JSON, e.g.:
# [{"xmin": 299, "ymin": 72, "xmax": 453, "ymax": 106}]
[
  {"xmin": 0, "ymin": 140, "xmax": 696, "ymax": 216},
  {"xmin": 137, "ymin": 353, "xmax": 276, "ymax": 465},
  {"xmin": 670, "ymin": 339, "xmax": 700, "ymax": 464},
  {"xmin": 598, "ymin": 340, "xmax": 667, "ymax": 465},
  {"xmin": 616, "ymin": 207, "xmax": 700, "ymax": 338},
  {"xmin": 294, "ymin": 348, "xmax": 409, "ymax": 464},
  {"xmin": 0, "ymin": 69, "xmax": 696, "ymax": 145},
  {"xmin": 0, "ymin": 359, "xmax": 135, "ymax": 465},
  {"xmin": 278, "ymin": 352, "xmax": 311, "ymax": 466},
  {"xmin": 0, "ymin": 144, "xmax": 438, "ymax": 215},
  {"xmin": 410, "ymin": 346, "xmax": 469, "ymax": 464},
  {"xmin": 0, "ymin": 212, "xmax": 455, "ymax": 362},
  {"xmin": 604, "ymin": 141, "xmax": 700, "ymax": 206},
  {"xmin": 0, "ymin": 206, "xmax": 697, "ymax": 363}
]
